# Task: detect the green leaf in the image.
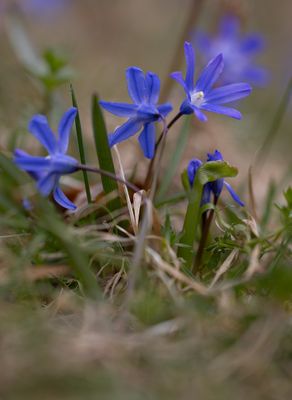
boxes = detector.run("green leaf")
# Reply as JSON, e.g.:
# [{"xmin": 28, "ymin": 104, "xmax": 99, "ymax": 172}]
[
  {"xmin": 284, "ymin": 187, "xmax": 292, "ymax": 208},
  {"xmin": 181, "ymin": 169, "xmax": 191, "ymax": 192},
  {"xmin": 260, "ymin": 180, "xmax": 276, "ymax": 230},
  {"xmin": 156, "ymin": 116, "xmax": 191, "ymax": 200},
  {"xmin": 198, "ymin": 161, "xmax": 238, "ymax": 185},
  {"xmin": 6, "ymin": 16, "xmax": 46, "ymax": 76},
  {"xmin": 70, "ymin": 85, "xmax": 92, "ymax": 204},
  {"xmin": 43, "ymin": 49, "xmax": 67, "ymax": 73},
  {"xmin": 91, "ymin": 94, "xmax": 121, "ymax": 210}
]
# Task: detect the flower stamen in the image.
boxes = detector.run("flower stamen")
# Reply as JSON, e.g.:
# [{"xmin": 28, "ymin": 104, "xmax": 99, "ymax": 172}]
[{"xmin": 191, "ymin": 90, "xmax": 205, "ymax": 107}]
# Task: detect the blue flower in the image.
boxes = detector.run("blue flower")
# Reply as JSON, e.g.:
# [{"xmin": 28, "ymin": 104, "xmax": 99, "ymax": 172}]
[
  {"xmin": 100, "ymin": 67, "xmax": 173, "ymax": 159},
  {"xmin": 195, "ymin": 15, "xmax": 268, "ymax": 86},
  {"xmin": 14, "ymin": 107, "xmax": 79, "ymax": 210},
  {"xmin": 187, "ymin": 150, "xmax": 244, "ymax": 206},
  {"xmin": 19, "ymin": 0, "xmax": 70, "ymax": 17},
  {"xmin": 170, "ymin": 41, "xmax": 252, "ymax": 122}
]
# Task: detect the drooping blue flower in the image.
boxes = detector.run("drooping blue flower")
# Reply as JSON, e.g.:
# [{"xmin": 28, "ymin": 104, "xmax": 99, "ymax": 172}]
[
  {"xmin": 100, "ymin": 67, "xmax": 173, "ymax": 159},
  {"xmin": 14, "ymin": 107, "xmax": 79, "ymax": 210},
  {"xmin": 195, "ymin": 15, "xmax": 268, "ymax": 86},
  {"xmin": 170, "ymin": 41, "xmax": 252, "ymax": 122},
  {"xmin": 187, "ymin": 150, "xmax": 244, "ymax": 206}
]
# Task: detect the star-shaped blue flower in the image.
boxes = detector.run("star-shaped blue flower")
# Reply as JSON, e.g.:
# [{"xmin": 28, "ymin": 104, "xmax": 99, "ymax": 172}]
[
  {"xmin": 100, "ymin": 67, "xmax": 173, "ymax": 159},
  {"xmin": 187, "ymin": 150, "xmax": 244, "ymax": 206},
  {"xmin": 195, "ymin": 15, "xmax": 268, "ymax": 86},
  {"xmin": 170, "ymin": 41, "xmax": 252, "ymax": 122},
  {"xmin": 14, "ymin": 107, "xmax": 79, "ymax": 210}
]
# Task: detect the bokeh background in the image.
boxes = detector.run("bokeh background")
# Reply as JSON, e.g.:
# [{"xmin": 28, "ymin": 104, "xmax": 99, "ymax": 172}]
[
  {"xmin": 0, "ymin": 0, "xmax": 291, "ymax": 203},
  {"xmin": 0, "ymin": 3, "xmax": 291, "ymax": 399}
]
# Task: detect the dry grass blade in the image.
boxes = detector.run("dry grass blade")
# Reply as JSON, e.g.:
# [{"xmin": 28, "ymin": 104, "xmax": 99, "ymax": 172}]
[
  {"xmin": 209, "ymin": 313, "xmax": 285, "ymax": 381},
  {"xmin": 0, "ymin": 265, "xmax": 70, "ymax": 284},
  {"xmin": 147, "ymin": 248, "xmax": 208, "ymax": 295},
  {"xmin": 244, "ymin": 245, "xmax": 262, "ymax": 279},
  {"xmin": 114, "ymin": 146, "xmax": 138, "ymax": 234},
  {"xmin": 133, "ymin": 190, "xmax": 145, "ymax": 229},
  {"xmin": 243, "ymin": 215, "xmax": 260, "ymax": 237},
  {"xmin": 209, "ymin": 249, "xmax": 239, "ymax": 288}
]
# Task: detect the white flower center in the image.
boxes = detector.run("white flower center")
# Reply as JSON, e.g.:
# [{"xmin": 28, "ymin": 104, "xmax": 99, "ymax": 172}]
[{"xmin": 190, "ymin": 90, "xmax": 205, "ymax": 107}]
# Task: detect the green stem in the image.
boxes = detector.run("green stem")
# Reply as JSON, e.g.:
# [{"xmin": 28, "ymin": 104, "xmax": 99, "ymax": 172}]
[
  {"xmin": 78, "ymin": 164, "xmax": 140, "ymax": 194},
  {"xmin": 193, "ymin": 197, "xmax": 218, "ymax": 272}
]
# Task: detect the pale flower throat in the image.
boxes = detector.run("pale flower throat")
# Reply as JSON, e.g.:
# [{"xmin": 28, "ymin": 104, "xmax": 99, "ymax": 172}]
[{"xmin": 190, "ymin": 90, "xmax": 205, "ymax": 107}]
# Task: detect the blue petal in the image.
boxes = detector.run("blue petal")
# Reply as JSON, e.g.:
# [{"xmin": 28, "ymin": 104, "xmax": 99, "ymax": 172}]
[
  {"xmin": 157, "ymin": 103, "xmax": 173, "ymax": 117},
  {"xmin": 14, "ymin": 149, "xmax": 29, "ymax": 157},
  {"xmin": 184, "ymin": 42, "xmax": 195, "ymax": 91},
  {"xmin": 224, "ymin": 181, "xmax": 244, "ymax": 206},
  {"xmin": 37, "ymin": 173, "xmax": 58, "ymax": 196},
  {"xmin": 180, "ymin": 99, "xmax": 195, "ymax": 115},
  {"xmin": 240, "ymin": 34, "xmax": 264, "ymax": 54},
  {"xmin": 207, "ymin": 150, "xmax": 223, "ymax": 162},
  {"xmin": 194, "ymin": 108, "xmax": 208, "ymax": 122},
  {"xmin": 170, "ymin": 71, "xmax": 188, "ymax": 95},
  {"xmin": 99, "ymin": 101, "xmax": 139, "ymax": 117},
  {"xmin": 204, "ymin": 83, "xmax": 252, "ymax": 104},
  {"xmin": 201, "ymin": 184, "xmax": 212, "ymax": 205},
  {"xmin": 13, "ymin": 152, "xmax": 51, "ymax": 171},
  {"xmin": 29, "ymin": 115, "xmax": 57, "ymax": 154},
  {"xmin": 109, "ymin": 119, "xmax": 143, "ymax": 147},
  {"xmin": 220, "ymin": 15, "xmax": 239, "ymax": 37},
  {"xmin": 126, "ymin": 67, "xmax": 146, "ymax": 104},
  {"xmin": 242, "ymin": 66, "xmax": 269, "ymax": 86},
  {"xmin": 136, "ymin": 104, "xmax": 160, "ymax": 121},
  {"xmin": 195, "ymin": 31, "xmax": 211, "ymax": 53},
  {"xmin": 23, "ymin": 198, "xmax": 33, "ymax": 211},
  {"xmin": 187, "ymin": 158, "xmax": 202, "ymax": 186},
  {"xmin": 14, "ymin": 149, "xmax": 44, "ymax": 181},
  {"xmin": 200, "ymin": 103, "xmax": 242, "ymax": 119},
  {"xmin": 138, "ymin": 123, "xmax": 156, "ymax": 159},
  {"xmin": 145, "ymin": 72, "xmax": 160, "ymax": 104},
  {"xmin": 195, "ymin": 54, "xmax": 224, "ymax": 93},
  {"xmin": 53, "ymin": 186, "xmax": 76, "ymax": 210},
  {"xmin": 51, "ymin": 154, "xmax": 78, "ymax": 174},
  {"xmin": 210, "ymin": 178, "xmax": 224, "ymax": 198},
  {"xmin": 58, "ymin": 107, "xmax": 77, "ymax": 153}
]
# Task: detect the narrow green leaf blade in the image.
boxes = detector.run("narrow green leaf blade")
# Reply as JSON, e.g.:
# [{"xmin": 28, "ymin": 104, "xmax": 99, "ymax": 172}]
[
  {"xmin": 70, "ymin": 85, "xmax": 92, "ymax": 204},
  {"xmin": 91, "ymin": 94, "xmax": 121, "ymax": 210},
  {"xmin": 38, "ymin": 201, "xmax": 100, "ymax": 299}
]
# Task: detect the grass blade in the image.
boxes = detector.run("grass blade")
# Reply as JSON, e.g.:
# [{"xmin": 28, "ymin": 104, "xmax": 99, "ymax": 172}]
[
  {"xmin": 38, "ymin": 201, "xmax": 100, "ymax": 299},
  {"xmin": 255, "ymin": 76, "xmax": 292, "ymax": 169},
  {"xmin": 70, "ymin": 84, "xmax": 92, "ymax": 204},
  {"xmin": 91, "ymin": 93, "xmax": 121, "ymax": 210}
]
